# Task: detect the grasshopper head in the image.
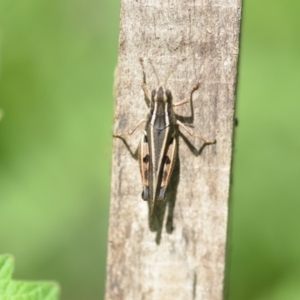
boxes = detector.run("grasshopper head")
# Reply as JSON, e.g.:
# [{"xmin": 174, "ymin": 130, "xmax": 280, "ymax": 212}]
[{"xmin": 152, "ymin": 86, "xmax": 172, "ymax": 104}]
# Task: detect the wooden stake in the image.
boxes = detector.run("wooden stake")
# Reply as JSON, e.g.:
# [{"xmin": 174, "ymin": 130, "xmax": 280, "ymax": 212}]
[{"xmin": 106, "ymin": 0, "xmax": 242, "ymax": 299}]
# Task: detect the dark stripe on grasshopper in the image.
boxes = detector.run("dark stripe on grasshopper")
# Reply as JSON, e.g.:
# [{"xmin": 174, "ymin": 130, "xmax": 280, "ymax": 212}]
[{"xmin": 146, "ymin": 87, "xmax": 177, "ymax": 213}]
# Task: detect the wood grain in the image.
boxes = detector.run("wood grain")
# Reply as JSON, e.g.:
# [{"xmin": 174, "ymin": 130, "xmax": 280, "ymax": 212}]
[{"xmin": 106, "ymin": 0, "xmax": 242, "ymax": 299}]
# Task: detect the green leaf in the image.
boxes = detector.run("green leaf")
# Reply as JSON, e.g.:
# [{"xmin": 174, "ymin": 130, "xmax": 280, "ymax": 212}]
[
  {"xmin": 0, "ymin": 255, "xmax": 13, "ymax": 281},
  {"xmin": 0, "ymin": 255, "xmax": 59, "ymax": 300}
]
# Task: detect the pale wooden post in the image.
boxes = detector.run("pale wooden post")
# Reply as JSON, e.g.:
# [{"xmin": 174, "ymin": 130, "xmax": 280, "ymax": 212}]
[{"xmin": 106, "ymin": 0, "xmax": 242, "ymax": 299}]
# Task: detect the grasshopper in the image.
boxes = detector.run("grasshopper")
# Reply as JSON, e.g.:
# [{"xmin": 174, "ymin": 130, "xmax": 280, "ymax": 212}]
[{"xmin": 114, "ymin": 58, "xmax": 215, "ymax": 214}]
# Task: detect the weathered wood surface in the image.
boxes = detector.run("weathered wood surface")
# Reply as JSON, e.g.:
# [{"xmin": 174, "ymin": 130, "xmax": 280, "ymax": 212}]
[{"xmin": 106, "ymin": 0, "xmax": 242, "ymax": 299}]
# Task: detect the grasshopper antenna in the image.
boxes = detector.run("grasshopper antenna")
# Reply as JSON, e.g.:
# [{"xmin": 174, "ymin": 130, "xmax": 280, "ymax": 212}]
[
  {"xmin": 148, "ymin": 58, "xmax": 160, "ymax": 86},
  {"xmin": 139, "ymin": 57, "xmax": 147, "ymax": 84},
  {"xmin": 163, "ymin": 57, "xmax": 185, "ymax": 87}
]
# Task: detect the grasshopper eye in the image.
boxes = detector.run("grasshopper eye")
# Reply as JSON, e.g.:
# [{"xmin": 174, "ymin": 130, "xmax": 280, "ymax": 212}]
[
  {"xmin": 165, "ymin": 89, "xmax": 172, "ymax": 101},
  {"xmin": 151, "ymin": 89, "xmax": 156, "ymax": 99}
]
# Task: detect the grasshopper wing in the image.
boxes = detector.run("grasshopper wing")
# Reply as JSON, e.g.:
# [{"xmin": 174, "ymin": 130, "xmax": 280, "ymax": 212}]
[
  {"xmin": 157, "ymin": 135, "xmax": 177, "ymax": 200},
  {"xmin": 139, "ymin": 133, "xmax": 150, "ymax": 200}
]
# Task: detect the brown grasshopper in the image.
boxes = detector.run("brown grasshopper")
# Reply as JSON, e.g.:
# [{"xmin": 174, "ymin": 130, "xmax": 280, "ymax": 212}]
[{"xmin": 114, "ymin": 58, "xmax": 215, "ymax": 214}]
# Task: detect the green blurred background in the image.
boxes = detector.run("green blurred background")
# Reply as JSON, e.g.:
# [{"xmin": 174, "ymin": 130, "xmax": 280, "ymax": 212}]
[{"xmin": 0, "ymin": 1, "xmax": 299, "ymax": 299}]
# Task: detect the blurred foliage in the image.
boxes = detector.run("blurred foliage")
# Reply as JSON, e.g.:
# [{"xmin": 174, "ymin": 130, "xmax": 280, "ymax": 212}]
[
  {"xmin": 0, "ymin": 0, "xmax": 118, "ymax": 299},
  {"xmin": 229, "ymin": 1, "xmax": 300, "ymax": 299},
  {"xmin": 0, "ymin": 0, "xmax": 299, "ymax": 299},
  {"xmin": 0, "ymin": 255, "xmax": 59, "ymax": 300}
]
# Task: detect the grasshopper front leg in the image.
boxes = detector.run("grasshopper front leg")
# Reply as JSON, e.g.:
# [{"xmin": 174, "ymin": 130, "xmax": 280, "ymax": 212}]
[
  {"xmin": 114, "ymin": 58, "xmax": 150, "ymax": 139},
  {"xmin": 172, "ymin": 82, "xmax": 200, "ymax": 108},
  {"xmin": 173, "ymin": 82, "xmax": 216, "ymax": 145},
  {"xmin": 176, "ymin": 120, "xmax": 216, "ymax": 145},
  {"xmin": 113, "ymin": 118, "xmax": 146, "ymax": 138},
  {"xmin": 139, "ymin": 57, "xmax": 152, "ymax": 106},
  {"xmin": 113, "ymin": 119, "xmax": 146, "ymax": 159}
]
